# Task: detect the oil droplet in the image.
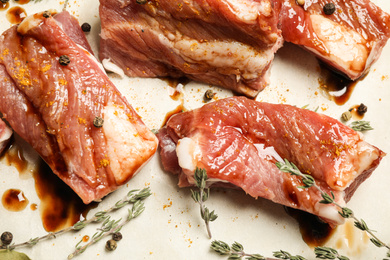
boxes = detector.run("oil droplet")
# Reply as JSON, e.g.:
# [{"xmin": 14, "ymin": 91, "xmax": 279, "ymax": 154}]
[
  {"xmin": 6, "ymin": 6, "xmax": 27, "ymax": 24},
  {"xmin": 0, "ymin": 2, "xmax": 9, "ymax": 10},
  {"xmin": 82, "ymin": 235, "xmax": 90, "ymax": 242},
  {"xmin": 2, "ymin": 189, "xmax": 29, "ymax": 212},
  {"xmin": 30, "ymin": 203, "xmax": 38, "ymax": 211}
]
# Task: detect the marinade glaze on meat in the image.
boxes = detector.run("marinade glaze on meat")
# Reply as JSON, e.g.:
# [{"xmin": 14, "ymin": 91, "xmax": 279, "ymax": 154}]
[
  {"xmin": 99, "ymin": 0, "xmax": 283, "ymax": 97},
  {"xmin": 0, "ymin": 11, "xmax": 158, "ymax": 204},
  {"xmin": 277, "ymin": 0, "xmax": 390, "ymax": 80},
  {"xmin": 157, "ymin": 97, "xmax": 385, "ymax": 225}
]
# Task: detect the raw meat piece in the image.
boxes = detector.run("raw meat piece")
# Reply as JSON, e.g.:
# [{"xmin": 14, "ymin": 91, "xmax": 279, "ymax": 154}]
[
  {"xmin": 157, "ymin": 96, "xmax": 385, "ymax": 225},
  {"xmin": 0, "ymin": 118, "xmax": 12, "ymax": 154},
  {"xmin": 99, "ymin": 0, "xmax": 283, "ymax": 97},
  {"xmin": 278, "ymin": 0, "xmax": 390, "ymax": 80},
  {"xmin": 0, "ymin": 11, "xmax": 158, "ymax": 204}
]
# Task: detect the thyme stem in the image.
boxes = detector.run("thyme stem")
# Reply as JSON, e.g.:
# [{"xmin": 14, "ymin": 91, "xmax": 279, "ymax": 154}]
[
  {"xmin": 0, "ymin": 187, "xmax": 151, "ymax": 251},
  {"xmin": 276, "ymin": 159, "xmax": 390, "ymax": 253}
]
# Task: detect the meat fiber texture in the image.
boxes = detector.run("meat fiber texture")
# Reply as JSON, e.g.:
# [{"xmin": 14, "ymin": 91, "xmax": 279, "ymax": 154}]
[
  {"xmin": 157, "ymin": 96, "xmax": 385, "ymax": 225},
  {"xmin": 0, "ymin": 11, "xmax": 158, "ymax": 204},
  {"xmin": 278, "ymin": 0, "xmax": 390, "ymax": 80},
  {"xmin": 99, "ymin": 0, "xmax": 283, "ymax": 98},
  {"xmin": 0, "ymin": 118, "xmax": 12, "ymax": 154}
]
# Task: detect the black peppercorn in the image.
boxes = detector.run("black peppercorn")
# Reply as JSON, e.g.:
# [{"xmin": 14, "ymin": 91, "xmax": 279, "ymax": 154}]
[
  {"xmin": 106, "ymin": 239, "xmax": 117, "ymax": 251},
  {"xmin": 203, "ymin": 89, "xmax": 216, "ymax": 102},
  {"xmin": 59, "ymin": 55, "xmax": 71, "ymax": 66},
  {"xmin": 93, "ymin": 116, "xmax": 104, "ymax": 128},
  {"xmin": 1, "ymin": 231, "xmax": 13, "ymax": 246},
  {"xmin": 42, "ymin": 11, "xmax": 51, "ymax": 18},
  {"xmin": 112, "ymin": 232, "xmax": 122, "ymax": 241},
  {"xmin": 357, "ymin": 103, "xmax": 367, "ymax": 115},
  {"xmin": 81, "ymin": 23, "xmax": 91, "ymax": 32},
  {"xmin": 323, "ymin": 3, "xmax": 336, "ymax": 15}
]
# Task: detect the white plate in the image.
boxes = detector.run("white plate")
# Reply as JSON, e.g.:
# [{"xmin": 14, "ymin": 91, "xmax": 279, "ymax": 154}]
[{"xmin": 0, "ymin": 1, "xmax": 389, "ymax": 259}]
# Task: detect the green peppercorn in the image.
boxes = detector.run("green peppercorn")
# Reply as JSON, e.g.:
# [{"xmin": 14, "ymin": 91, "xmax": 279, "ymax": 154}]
[
  {"xmin": 341, "ymin": 111, "xmax": 352, "ymax": 122},
  {"xmin": 59, "ymin": 55, "xmax": 71, "ymax": 66},
  {"xmin": 81, "ymin": 23, "xmax": 91, "ymax": 32},
  {"xmin": 323, "ymin": 3, "xmax": 336, "ymax": 15},
  {"xmin": 203, "ymin": 89, "xmax": 216, "ymax": 102},
  {"xmin": 357, "ymin": 103, "xmax": 367, "ymax": 115},
  {"xmin": 106, "ymin": 239, "xmax": 117, "ymax": 251},
  {"xmin": 112, "ymin": 232, "xmax": 122, "ymax": 241},
  {"xmin": 1, "ymin": 231, "xmax": 13, "ymax": 245},
  {"xmin": 93, "ymin": 116, "xmax": 104, "ymax": 128}
]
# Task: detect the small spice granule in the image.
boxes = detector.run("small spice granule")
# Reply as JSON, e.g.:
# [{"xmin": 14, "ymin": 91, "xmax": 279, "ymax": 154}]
[
  {"xmin": 59, "ymin": 55, "xmax": 70, "ymax": 66},
  {"xmin": 357, "ymin": 103, "xmax": 367, "ymax": 115},
  {"xmin": 112, "ymin": 232, "xmax": 122, "ymax": 241},
  {"xmin": 93, "ymin": 116, "xmax": 104, "ymax": 128},
  {"xmin": 1, "ymin": 231, "xmax": 13, "ymax": 245},
  {"xmin": 203, "ymin": 89, "xmax": 215, "ymax": 102},
  {"xmin": 81, "ymin": 23, "xmax": 91, "ymax": 32},
  {"xmin": 42, "ymin": 11, "xmax": 51, "ymax": 18},
  {"xmin": 341, "ymin": 111, "xmax": 352, "ymax": 122},
  {"xmin": 106, "ymin": 239, "xmax": 117, "ymax": 251},
  {"xmin": 323, "ymin": 3, "xmax": 336, "ymax": 15}
]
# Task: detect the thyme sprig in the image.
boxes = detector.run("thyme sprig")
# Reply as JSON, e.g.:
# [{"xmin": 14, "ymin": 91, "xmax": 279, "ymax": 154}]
[
  {"xmin": 349, "ymin": 120, "xmax": 373, "ymax": 132},
  {"xmin": 211, "ymin": 240, "xmax": 305, "ymax": 260},
  {"xmin": 191, "ymin": 168, "xmax": 218, "ymax": 238},
  {"xmin": 276, "ymin": 159, "xmax": 390, "ymax": 255},
  {"xmin": 314, "ymin": 247, "xmax": 349, "ymax": 260},
  {"xmin": 68, "ymin": 199, "xmax": 146, "ymax": 259},
  {"xmin": 0, "ymin": 187, "xmax": 151, "ymax": 251}
]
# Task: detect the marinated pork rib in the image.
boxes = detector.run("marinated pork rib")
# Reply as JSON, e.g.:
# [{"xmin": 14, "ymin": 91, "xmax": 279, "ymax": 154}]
[
  {"xmin": 0, "ymin": 11, "xmax": 158, "ymax": 204},
  {"xmin": 157, "ymin": 97, "xmax": 385, "ymax": 225},
  {"xmin": 99, "ymin": 0, "xmax": 283, "ymax": 97},
  {"xmin": 277, "ymin": 0, "xmax": 390, "ymax": 80},
  {"xmin": 0, "ymin": 118, "xmax": 12, "ymax": 154}
]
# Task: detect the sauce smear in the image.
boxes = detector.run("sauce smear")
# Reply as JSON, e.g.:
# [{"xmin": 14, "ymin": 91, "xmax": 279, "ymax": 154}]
[
  {"xmin": 6, "ymin": 6, "xmax": 27, "ymax": 24},
  {"xmin": 161, "ymin": 104, "xmax": 185, "ymax": 127},
  {"xmin": 285, "ymin": 207, "xmax": 335, "ymax": 247},
  {"xmin": 16, "ymin": 0, "xmax": 31, "ymax": 4},
  {"xmin": 2, "ymin": 189, "xmax": 29, "ymax": 212},
  {"xmin": 2, "ymin": 138, "xmax": 28, "ymax": 174},
  {"xmin": 318, "ymin": 65, "xmax": 366, "ymax": 105},
  {"xmin": 33, "ymin": 159, "xmax": 98, "ymax": 232}
]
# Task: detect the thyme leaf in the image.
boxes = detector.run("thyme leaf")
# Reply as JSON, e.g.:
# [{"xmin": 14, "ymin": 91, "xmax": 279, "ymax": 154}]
[
  {"xmin": 191, "ymin": 168, "xmax": 218, "ymax": 238},
  {"xmin": 349, "ymin": 121, "xmax": 373, "ymax": 132},
  {"xmin": 314, "ymin": 247, "xmax": 349, "ymax": 260},
  {"xmin": 276, "ymin": 159, "xmax": 390, "ymax": 257}
]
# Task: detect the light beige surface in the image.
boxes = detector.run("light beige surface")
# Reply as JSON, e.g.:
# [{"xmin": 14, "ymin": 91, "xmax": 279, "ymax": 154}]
[{"xmin": 0, "ymin": 1, "xmax": 389, "ymax": 259}]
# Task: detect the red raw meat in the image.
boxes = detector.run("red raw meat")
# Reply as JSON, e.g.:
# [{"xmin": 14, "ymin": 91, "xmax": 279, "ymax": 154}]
[
  {"xmin": 99, "ymin": 0, "xmax": 283, "ymax": 97},
  {"xmin": 157, "ymin": 97, "xmax": 385, "ymax": 225},
  {"xmin": 277, "ymin": 0, "xmax": 390, "ymax": 80},
  {"xmin": 0, "ymin": 11, "xmax": 158, "ymax": 204}
]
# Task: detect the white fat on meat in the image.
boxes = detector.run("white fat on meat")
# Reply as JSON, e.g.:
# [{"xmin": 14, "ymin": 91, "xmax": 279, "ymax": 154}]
[
  {"xmin": 225, "ymin": 0, "xmax": 272, "ymax": 21},
  {"xmin": 309, "ymin": 15, "xmax": 368, "ymax": 74},
  {"xmin": 316, "ymin": 200, "xmax": 345, "ymax": 225},
  {"xmin": 102, "ymin": 103, "xmax": 148, "ymax": 184},
  {"xmin": 176, "ymin": 137, "xmax": 202, "ymax": 174},
  {"xmin": 102, "ymin": 58, "xmax": 125, "ymax": 78},
  {"xmin": 253, "ymin": 143, "xmax": 283, "ymax": 162},
  {"xmin": 174, "ymin": 39, "xmax": 273, "ymax": 80}
]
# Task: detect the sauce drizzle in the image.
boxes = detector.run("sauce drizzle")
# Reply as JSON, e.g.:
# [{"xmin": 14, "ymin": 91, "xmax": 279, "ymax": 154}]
[
  {"xmin": 6, "ymin": 6, "xmax": 27, "ymax": 24},
  {"xmin": 2, "ymin": 189, "xmax": 29, "ymax": 212}
]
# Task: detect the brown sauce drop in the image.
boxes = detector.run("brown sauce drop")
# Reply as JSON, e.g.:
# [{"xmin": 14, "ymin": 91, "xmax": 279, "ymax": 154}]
[
  {"xmin": 163, "ymin": 77, "xmax": 189, "ymax": 101},
  {"xmin": 33, "ymin": 159, "xmax": 98, "ymax": 232},
  {"xmin": 2, "ymin": 189, "xmax": 29, "ymax": 212},
  {"xmin": 161, "ymin": 104, "xmax": 185, "ymax": 127},
  {"xmin": 285, "ymin": 207, "xmax": 335, "ymax": 247},
  {"xmin": 30, "ymin": 203, "xmax": 38, "ymax": 211},
  {"xmin": 2, "ymin": 138, "xmax": 28, "ymax": 174},
  {"xmin": 318, "ymin": 65, "xmax": 367, "ymax": 105},
  {"xmin": 348, "ymin": 104, "xmax": 365, "ymax": 120},
  {"xmin": 0, "ymin": 2, "xmax": 9, "ymax": 10},
  {"xmin": 6, "ymin": 6, "xmax": 27, "ymax": 24}
]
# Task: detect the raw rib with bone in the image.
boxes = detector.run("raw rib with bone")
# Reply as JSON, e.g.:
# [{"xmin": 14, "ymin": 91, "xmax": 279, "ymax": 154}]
[
  {"xmin": 0, "ymin": 11, "xmax": 158, "ymax": 204},
  {"xmin": 157, "ymin": 96, "xmax": 385, "ymax": 225}
]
